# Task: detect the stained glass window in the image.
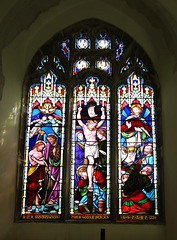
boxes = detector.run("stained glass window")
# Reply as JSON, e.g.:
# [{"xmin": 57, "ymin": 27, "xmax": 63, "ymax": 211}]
[
  {"xmin": 96, "ymin": 58, "xmax": 111, "ymax": 75},
  {"xmin": 61, "ymin": 39, "xmax": 70, "ymax": 60},
  {"xmin": 136, "ymin": 58, "xmax": 148, "ymax": 72},
  {"xmin": 37, "ymin": 56, "xmax": 48, "ymax": 70},
  {"xmin": 121, "ymin": 57, "xmax": 147, "ymax": 73},
  {"xmin": 22, "ymin": 71, "xmax": 66, "ymax": 220},
  {"xmin": 95, "ymin": 33, "xmax": 111, "ymax": 49},
  {"xmin": 18, "ymin": 19, "xmax": 162, "ymax": 223},
  {"xmin": 118, "ymin": 72, "xmax": 158, "ymax": 221},
  {"xmin": 53, "ymin": 56, "xmax": 65, "ymax": 72},
  {"xmin": 120, "ymin": 57, "xmax": 132, "ymax": 73},
  {"xmin": 116, "ymin": 40, "xmax": 124, "ymax": 61},
  {"xmin": 70, "ymin": 76, "xmax": 111, "ymax": 220},
  {"xmin": 73, "ymin": 58, "xmax": 90, "ymax": 75},
  {"xmin": 75, "ymin": 32, "xmax": 91, "ymax": 49}
]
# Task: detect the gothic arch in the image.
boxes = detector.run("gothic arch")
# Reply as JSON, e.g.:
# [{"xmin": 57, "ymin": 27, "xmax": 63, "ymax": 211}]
[{"xmin": 17, "ymin": 19, "xmax": 162, "ymax": 223}]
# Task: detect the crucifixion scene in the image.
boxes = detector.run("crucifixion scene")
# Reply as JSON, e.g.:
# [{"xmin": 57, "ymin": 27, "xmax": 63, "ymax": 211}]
[{"xmin": 70, "ymin": 76, "xmax": 111, "ymax": 217}]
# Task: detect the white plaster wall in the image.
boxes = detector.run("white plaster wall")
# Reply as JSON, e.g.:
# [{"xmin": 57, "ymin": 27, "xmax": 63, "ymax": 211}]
[{"xmin": 0, "ymin": 0, "xmax": 177, "ymax": 239}]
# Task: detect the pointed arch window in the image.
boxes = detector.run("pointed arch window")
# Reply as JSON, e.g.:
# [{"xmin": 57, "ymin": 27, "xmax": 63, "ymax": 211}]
[{"xmin": 17, "ymin": 19, "xmax": 163, "ymax": 223}]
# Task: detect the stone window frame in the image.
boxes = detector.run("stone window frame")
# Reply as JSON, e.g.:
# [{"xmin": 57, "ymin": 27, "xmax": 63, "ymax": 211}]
[{"xmin": 15, "ymin": 19, "xmax": 164, "ymax": 223}]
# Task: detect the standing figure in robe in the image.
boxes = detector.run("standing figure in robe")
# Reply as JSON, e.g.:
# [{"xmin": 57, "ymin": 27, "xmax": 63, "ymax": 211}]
[
  {"xmin": 45, "ymin": 133, "xmax": 61, "ymax": 205},
  {"xmin": 26, "ymin": 141, "xmax": 47, "ymax": 210},
  {"xmin": 121, "ymin": 103, "xmax": 151, "ymax": 166},
  {"xmin": 38, "ymin": 132, "xmax": 61, "ymax": 205}
]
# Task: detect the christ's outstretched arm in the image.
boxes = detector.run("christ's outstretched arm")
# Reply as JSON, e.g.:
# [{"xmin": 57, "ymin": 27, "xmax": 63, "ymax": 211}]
[{"xmin": 96, "ymin": 107, "xmax": 105, "ymax": 129}]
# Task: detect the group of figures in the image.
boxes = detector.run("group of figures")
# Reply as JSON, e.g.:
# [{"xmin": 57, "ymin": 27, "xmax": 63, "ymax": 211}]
[
  {"xmin": 120, "ymin": 99, "xmax": 156, "ymax": 214},
  {"xmin": 23, "ymin": 72, "xmax": 158, "ymax": 219},
  {"xmin": 26, "ymin": 111, "xmax": 61, "ymax": 213},
  {"xmin": 21, "ymin": 72, "xmax": 67, "ymax": 217},
  {"xmin": 73, "ymin": 103, "xmax": 108, "ymax": 214}
]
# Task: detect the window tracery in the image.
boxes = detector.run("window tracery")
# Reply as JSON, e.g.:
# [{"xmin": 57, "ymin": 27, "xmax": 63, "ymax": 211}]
[{"xmin": 18, "ymin": 19, "xmax": 161, "ymax": 223}]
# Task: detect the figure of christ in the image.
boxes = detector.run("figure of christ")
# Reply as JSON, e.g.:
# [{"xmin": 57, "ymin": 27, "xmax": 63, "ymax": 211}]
[
  {"xmin": 77, "ymin": 106, "xmax": 105, "ymax": 192},
  {"xmin": 121, "ymin": 104, "xmax": 151, "ymax": 166},
  {"xmin": 26, "ymin": 141, "xmax": 47, "ymax": 210}
]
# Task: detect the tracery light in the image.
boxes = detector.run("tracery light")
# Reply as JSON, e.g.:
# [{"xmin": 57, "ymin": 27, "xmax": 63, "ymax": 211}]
[
  {"xmin": 136, "ymin": 58, "xmax": 148, "ymax": 72},
  {"xmin": 37, "ymin": 56, "xmax": 48, "ymax": 70},
  {"xmin": 53, "ymin": 56, "xmax": 65, "ymax": 72},
  {"xmin": 116, "ymin": 40, "xmax": 124, "ymax": 61},
  {"xmin": 75, "ymin": 32, "xmax": 91, "ymax": 49},
  {"xmin": 73, "ymin": 59, "xmax": 90, "ymax": 74},
  {"xmin": 96, "ymin": 58, "xmax": 111, "ymax": 75},
  {"xmin": 95, "ymin": 33, "xmax": 111, "ymax": 49},
  {"xmin": 61, "ymin": 39, "xmax": 70, "ymax": 60}
]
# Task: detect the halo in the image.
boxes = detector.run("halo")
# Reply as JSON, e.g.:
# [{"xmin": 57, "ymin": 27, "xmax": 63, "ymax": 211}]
[
  {"xmin": 76, "ymin": 165, "xmax": 87, "ymax": 177},
  {"xmin": 86, "ymin": 119, "xmax": 98, "ymax": 125},
  {"xmin": 35, "ymin": 140, "xmax": 46, "ymax": 148}
]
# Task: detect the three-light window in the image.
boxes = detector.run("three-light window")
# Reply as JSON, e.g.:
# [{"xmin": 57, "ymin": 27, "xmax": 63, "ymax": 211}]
[{"xmin": 19, "ymin": 20, "xmax": 161, "ymax": 222}]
